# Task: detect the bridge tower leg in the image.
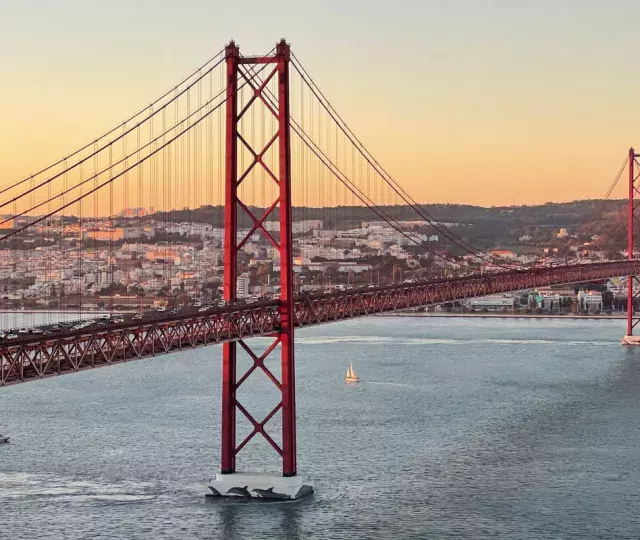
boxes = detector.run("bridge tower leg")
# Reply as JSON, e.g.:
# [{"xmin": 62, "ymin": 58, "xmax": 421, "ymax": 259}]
[
  {"xmin": 623, "ymin": 147, "xmax": 640, "ymax": 345},
  {"xmin": 220, "ymin": 40, "xmax": 239, "ymax": 476},
  {"xmin": 209, "ymin": 40, "xmax": 313, "ymax": 500}
]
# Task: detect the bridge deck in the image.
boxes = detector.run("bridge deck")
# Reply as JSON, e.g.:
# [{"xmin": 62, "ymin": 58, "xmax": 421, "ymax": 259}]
[{"xmin": 2, "ymin": 260, "xmax": 638, "ymax": 387}]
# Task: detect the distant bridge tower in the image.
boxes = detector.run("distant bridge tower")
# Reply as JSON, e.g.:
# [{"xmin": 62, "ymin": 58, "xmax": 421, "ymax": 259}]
[
  {"xmin": 623, "ymin": 147, "xmax": 640, "ymax": 344},
  {"xmin": 208, "ymin": 40, "xmax": 313, "ymax": 500}
]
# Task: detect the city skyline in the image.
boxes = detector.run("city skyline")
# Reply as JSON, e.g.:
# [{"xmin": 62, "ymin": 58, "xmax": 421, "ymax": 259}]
[{"xmin": 2, "ymin": 1, "xmax": 640, "ymax": 207}]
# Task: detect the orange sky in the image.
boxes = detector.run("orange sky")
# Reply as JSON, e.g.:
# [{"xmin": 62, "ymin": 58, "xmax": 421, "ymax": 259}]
[{"xmin": 1, "ymin": 0, "xmax": 638, "ymax": 209}]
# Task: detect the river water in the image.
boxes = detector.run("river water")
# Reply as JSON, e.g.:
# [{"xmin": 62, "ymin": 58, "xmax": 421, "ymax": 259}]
[{"xmin": 1, "ymin": 316, "xmax": 639, "ymax": 539}]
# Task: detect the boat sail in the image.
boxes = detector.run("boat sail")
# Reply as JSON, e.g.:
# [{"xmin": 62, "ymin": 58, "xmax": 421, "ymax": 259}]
[{"xmin": 345, "ymin": 362, "xmax": 360, "ymax": 383}]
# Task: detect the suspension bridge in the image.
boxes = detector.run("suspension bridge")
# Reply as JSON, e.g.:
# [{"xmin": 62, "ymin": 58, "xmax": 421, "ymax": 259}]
[{"xmin": 1, "ymin": 40, "xmax": 639, "ymax": 500}]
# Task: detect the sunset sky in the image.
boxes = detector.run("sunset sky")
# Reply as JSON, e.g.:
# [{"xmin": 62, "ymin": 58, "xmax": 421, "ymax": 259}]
[{"xmin": 1, "ymin": 0, "xmax": 639, "ymax": 207}]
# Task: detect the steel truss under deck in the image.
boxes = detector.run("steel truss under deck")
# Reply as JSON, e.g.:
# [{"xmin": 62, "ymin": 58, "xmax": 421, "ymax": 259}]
[{"xmin": 3, "ymin": 259, "xmax": 639, "ymax": 388}]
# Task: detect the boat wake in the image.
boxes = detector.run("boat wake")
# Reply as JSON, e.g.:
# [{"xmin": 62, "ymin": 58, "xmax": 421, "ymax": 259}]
[{"xmin": 0, "ymin": 472, "xmax": 158, "ymax": 505}]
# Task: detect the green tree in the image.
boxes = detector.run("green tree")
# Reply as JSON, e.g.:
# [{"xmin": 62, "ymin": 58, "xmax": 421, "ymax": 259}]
[
  {"xmin": 602, "ymin": 290, "xmax": 614, "ymax": 310},
  {"xmin": 560, "ymin": 297, "xmax": 573, "ymax": 311}
]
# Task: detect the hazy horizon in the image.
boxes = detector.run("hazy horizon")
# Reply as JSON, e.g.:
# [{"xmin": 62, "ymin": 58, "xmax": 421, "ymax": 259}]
[{"xmin": 1, "ymin": 197, "xmax": 628, "ymax": 223}]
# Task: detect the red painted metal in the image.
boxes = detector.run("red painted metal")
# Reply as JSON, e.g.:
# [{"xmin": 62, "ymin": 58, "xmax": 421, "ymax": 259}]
[
  {"xmin": 221, "ymin": 41, "xmax": 240, "ymax": 474},
  {"xmin": 628, "ymin": 148, "xmax": 634, "ymax": 336},
  {"xmin": 219, "ymin": 40, "xmax": 297, "ymax": 477},
  {"xmin": 3, "ymin": 261, "xmax": 640, "ymax": 388},
  {"xmin": 292, "ymin": 262, "xmax": 631, "ymax": 326},
  {"xmin": 0, "ymin": 303, "xmax": 280, "ymax": 386},
  {"xmin": 276, "ymin": 40, "xmax": 296, "ymax": 477},
  {"xmin": 627, "ymin": 148, "xmax": 640, "ymax": 336}
]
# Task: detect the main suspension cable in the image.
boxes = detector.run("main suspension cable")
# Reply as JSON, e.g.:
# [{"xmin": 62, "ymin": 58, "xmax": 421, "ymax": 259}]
[
  {"xmin": 290, "ymin": 53, "xmax": 517, "ymax": 269},
  {"xmin": 0, "ymin": 55, "xmax": 227, "ymax": 211},
  {"xmin": 0, "ymin": 60, "xmax": 271, "ymax": 241}
]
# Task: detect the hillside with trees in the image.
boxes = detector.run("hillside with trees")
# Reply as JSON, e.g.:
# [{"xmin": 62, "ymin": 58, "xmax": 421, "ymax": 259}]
[{"xmin": 149, "ymin": 199, "xmax": 628, "ymax": 253}]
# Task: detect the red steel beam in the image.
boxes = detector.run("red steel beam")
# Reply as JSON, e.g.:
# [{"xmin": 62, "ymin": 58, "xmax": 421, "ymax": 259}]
[
  {"xmin": 3, "ymin": 260, "xmax": 640, "ymax": 388},
  {"xmin": 0, "ymin": 304, "xmax": 280, "ymax": 386},
  {"xmin": 217, "ymin": 40, "xmax": 298, "ymax": 477},
  {"xmin": 221, "ymin": 40, "xmax": 240, "ymax": 474},
  {"xmin": 628, "ymin": 148, "xmax": 640, "ymax": 337},
  {"xmin": 275, "ymin": 40, "xmax": 296, "ymax": 477},
  {"xmin": 628, "ymin": 148, "xmax": 634, "ymax": 335}
]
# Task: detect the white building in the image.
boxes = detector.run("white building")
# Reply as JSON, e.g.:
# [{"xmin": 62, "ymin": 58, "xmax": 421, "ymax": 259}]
[
  {"xmin": 535, "ymin": 293, "xmax": 561, "ymax": 311},
  {"xmin": 465, "ymin": 295, "xmax": 516, "ymax": 311},
  {"xmin": 337, "ymin": 262, "xmax": 372, "ymax": 273},
  {"xmin": 578, "ymin": 290, "xmax": 603, "ymax": 312},
  {"xmin": 237, "ymin": 273, "xmax": 251, "ymax": 297},
  {"xmin": 264, "ymin": 220, "xmax": 323, "ymax": 234}
]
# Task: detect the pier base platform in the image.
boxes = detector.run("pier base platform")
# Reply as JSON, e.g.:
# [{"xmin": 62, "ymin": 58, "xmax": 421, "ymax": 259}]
[
  {"xmin": 622, "ymin": 335, "xmax": 640, "ymax": 346},
  {"xmin": 207, "ymin": 472, "xmax": 314, "ymax": 501}
]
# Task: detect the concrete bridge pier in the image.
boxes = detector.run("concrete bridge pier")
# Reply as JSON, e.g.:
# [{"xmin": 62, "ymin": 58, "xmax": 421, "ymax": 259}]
[{"xmin": 207, "ymin": 472, "xmax": 314, "ymax": 501}]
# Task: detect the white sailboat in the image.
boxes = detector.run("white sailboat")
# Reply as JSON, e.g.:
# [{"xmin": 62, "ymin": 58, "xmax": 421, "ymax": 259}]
[{"xmin": 345, "ymin": 361, "xmax": 360, "ymax": 383}]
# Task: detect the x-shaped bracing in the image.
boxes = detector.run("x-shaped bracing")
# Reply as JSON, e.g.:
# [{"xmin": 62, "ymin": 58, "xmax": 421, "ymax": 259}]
[
  {"xmin": 233, "ymin": 338, "xmax": 283, "ymax": 457},
  {"xmin": 234, "ymin": 64, "xmax": 284, "ymax": 252}
]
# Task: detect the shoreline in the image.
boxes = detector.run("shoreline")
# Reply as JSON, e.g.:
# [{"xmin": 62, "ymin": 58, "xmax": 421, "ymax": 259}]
[{"xmin": 379, "ymin": 312, "xmax": 627, "ymax": 320}]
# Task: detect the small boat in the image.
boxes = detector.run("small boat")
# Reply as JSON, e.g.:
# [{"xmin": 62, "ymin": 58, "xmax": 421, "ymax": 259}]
[
  {"xmin": 0, "ymin": 434, "xmax": 9, "ymax": 444},
  {"xmin": 345, "ymin": 362, "xmax": 360, "ymax": 383}
]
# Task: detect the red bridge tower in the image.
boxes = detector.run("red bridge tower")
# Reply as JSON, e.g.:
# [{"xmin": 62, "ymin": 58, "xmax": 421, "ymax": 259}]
[
  {"xmin": 623, "ymin": 147, "xmax": 640, "ymax": 345},
  {"xmin": 208, "ymin": 40, "xmax": 313, "ymax": 500}
]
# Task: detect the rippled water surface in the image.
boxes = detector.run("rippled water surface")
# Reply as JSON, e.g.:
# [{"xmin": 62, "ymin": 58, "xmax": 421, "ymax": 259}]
[{"xmin": 1, "ymin": 317, "xmax": 640, "ymax": 539}]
